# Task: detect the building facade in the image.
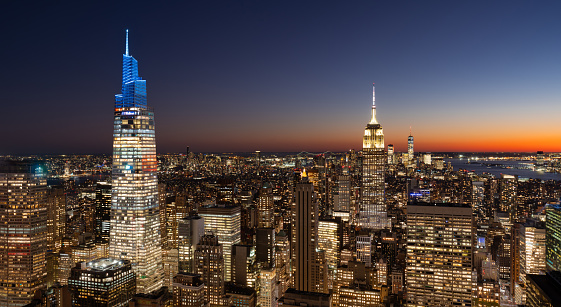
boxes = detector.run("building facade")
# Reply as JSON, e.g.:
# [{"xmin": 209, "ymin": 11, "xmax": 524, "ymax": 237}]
[
  {"xmin": 546, "ymin": 204, "xmax": 561, "ymax": 272},
  {"xmin": 108, "ymin": 30, "xmax": 164, "ymax": 294},
  {"xmin": 406, "ymin": 203, "xmax": 473, "ymax": 307},
  {"xmin": 178, "ymin": 215, "xmax": 205, "ymax": 273},
  {"xmin": 360, "ymin": 84, "xmax": 389, "ymax": 229},
  {"xmin": 0, "ymin": 161, "xmax": 47, "ymax": 307},
  {"xmin": 199, "ymin": 204, "xmax": 241, "ymax": 283},
  {"xmin": 292, "ymin": 175, "xmax": 318, "ymax": 292},
  {"xmin": 68, "ymin": 258, "xmax": 136, "ymax": 307},
  {"xmin": 407, "ymin": 131, "xmax": 414, "ymax": 168},
  {"xmin": 172, "ymin": 273, "xmax": 206, "ymax": 307},
  {"xmin": 194, "ymin": 234, "xmax": 225, "ymax": 306},
  {"xmin": 258, "ymin": 183, "xmax": 274, "ymax": 228},
  {"xmin": 95, "ymin": 182, "xmax": 111, "ymax": 242}
]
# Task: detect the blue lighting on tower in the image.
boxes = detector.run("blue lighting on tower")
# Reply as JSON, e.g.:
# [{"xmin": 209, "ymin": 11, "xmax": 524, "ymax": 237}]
[{"xmin": 115, "ymin": 29, "xmax": 147, "ymax": 109}]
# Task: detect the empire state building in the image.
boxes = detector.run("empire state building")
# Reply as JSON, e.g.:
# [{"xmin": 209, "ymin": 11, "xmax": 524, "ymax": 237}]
[
  {"xmin": 359, "ymin": 84, "xmax": 390, "ymax": 230},
  {"xmin": 109, "ymin": 30, "xmax": 164, "ymax": 293}
]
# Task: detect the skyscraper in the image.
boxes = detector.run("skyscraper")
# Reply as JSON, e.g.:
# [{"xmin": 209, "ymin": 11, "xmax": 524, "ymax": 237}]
[
  {"xmin": 109, "ymin": 30, "xmax": 164, "ymax": 294},
  {"xmin": 256, "ymin": 228, "xmax": 275, "ymax": 268},
  {"xmin": 387, "ymin": 144, "xmax": 394, "ymax": 165},
  {"xmin": 231, "ymin": 244, "xmax": 257, "ymax": 288},
  {"xmin": 407, "ymin": 128, "xmax": 414, "ymax": 168},
  {"xmin": 199, "ymin": 204, "xmax": 241, "ymax": 282},
  {"xmin": 293, "ymin": 173, "xmax": 317, "ymax": 292},
  {"xmin": 47, "ymin": 185, "xmax": 65, "ymax": 253},
  {"xmin": 546, "ymin": 204, "xmax": 561, "ymax": 272},
  {"xmin": 68, "ymin": 259, "xmax": 136, "ymax": 307},
  {"xmin": 173, "ymin": 273, "xmax": 206, "ymax": 307},
  {"xmin": 360, "ymin": 84, "xmax": 389, "ymax": 229},
  {"xmin": 514, "ymin": 218, "xmax": 546, "ymax": 305},
  {"xmin": 95, "ymin": 181, "xmax": 111, "ymax": 242},
  {"xmin": 178, "ymin": 215, "xmax": 205, "ymax": 273},
  {"xmin": 258, "ymin": 182, "xmax": 274, "ymax": 228},
  {"xmin": 406, "ymin": 203, "xmax": 473, "ymax": 306},
  {"xmin": 334, "ymin": 171, "xmax": 350, "ymax": 213},
  {"xmin": 0, "ymin": 161, "xmax": 47, "ymax": 307},
  {"xmin": 194, "ymin": 234, "xmax": 226, "ymax": 307},
  {"xmin": 292, "ymin": 172, "xmax": 327, "ymax": 294},
  {"xmin": 258, "ymin": 267, "xmax": 279, "ymax": 307}
]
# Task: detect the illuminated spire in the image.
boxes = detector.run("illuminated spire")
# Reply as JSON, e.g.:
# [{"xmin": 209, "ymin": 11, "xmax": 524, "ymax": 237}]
[
  {"xmin": 410, "ymin": 126, "xmax": 412, "ymax": 136},
  {"xmin": 125, "ymin": 29, "xmax": 129, "ymax": 56},
  {"xmin": 301, "ymin": 168, "xmax": 309, "ymax": 183},
  {"xmin": 369, "ymin": 83, "xmax": 379, "ymax": 125}
]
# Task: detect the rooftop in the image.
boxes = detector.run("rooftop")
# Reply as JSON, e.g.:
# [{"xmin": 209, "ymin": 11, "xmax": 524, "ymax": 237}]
[{"xmin": 83, "ymin": 258, "xmax": 128, "ymax": 271}]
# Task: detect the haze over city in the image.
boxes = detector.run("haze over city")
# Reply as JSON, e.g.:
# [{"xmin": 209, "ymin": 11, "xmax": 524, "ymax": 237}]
[{"xmin": 1, "ymin": 1, "xmax": 560, "ymax": 154}]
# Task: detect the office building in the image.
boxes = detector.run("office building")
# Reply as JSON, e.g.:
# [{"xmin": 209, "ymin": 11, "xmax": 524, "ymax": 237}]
[
  {"xmin": 232, "ymin": 245, "xmax": 257, "ymax": 288},
  {"xmin": 0, "ymin": 161, "xmax": 47, "ymax": 307},
  {"xmin": 275, "ymin": 230, "xmax": 292, "ymax": 296},
  {"xmin": 337, "ymin": 172, "xmax": 351, "ymax": 213},
  {"xmin": 407, "ymin": 129, "xmax": 414, "ymax": 168},
  {"xmin": 226, "ymin": 283, "xmax": 257, "ymax": 307},
  {"xmin": 68, "ymin": 258, "xmax": 136, "ymax": 307},
  {"xmin": 356, "ymin": 235, "xmax": 372, "ymax": 267},
  {"xmin": 338, "ymin": 286, "xmax": 382, "ymax": 307},
  {"xmin": 318, "ymin": 220, "xmax": 340, "ymax": 289},
  {"xmin": 178, "ymin": 215, "xmax": 205, "ymax": 272},
  {"xmin": 278, "ymin": 288, "xmax": 331, "ymax": 307},
  {"xmin": 95, "ymin": 182, "xmax": 111, "ymax": 242},
  {"xmin": 258, "ymin": 183, "xmax": 274, "ymax": 228},
  {"xmin": 163, "ymin": 249, "xmax": 179, "ymax": 290},
  {"xmin": 256, "ymin": 228, "xmax": 275, "ymax": 268},
  {"xmin": 499, "ymin": 174, "xmax": 518, "ymax": 221},
  {"xmin": 546, "ymin": 204, "xmax": 561, "ymax": 272},
  {"xmin": 292, "ymin": 173, "xmax": 318, "ymax": 292},
  {"xmin": 515, "ymin": 218, "xmax": 546, "ymax": 305},
  {"xmin": 199, "ymin": 204, "xmax": 241, "ymax": 282},
  {"xmin": 406, "ymin": 203, "xmax": 473, "ymax": 306},
  {"xmin": 526, "ymin": 271, "xmax": 561, "ymax": 307},
  {"xmin": 520, "ymin": 219, "xmax": 546, "ymax": 280},
  {"xmin": 72, "ymin": 241, "xmax": 98, "ymax": 264},
  {"xmin": 387, "ymin": 144, "xmax": 394, "ymax": 165},
  {"xmin": 194, "ymin": 234, "xmax": 225, "ymax": 306},
  {"xmin": 360, "ymin": 84, "xmax": 389, "ymax": 229},
  {"xmin": 47, "ymin": 186, "xmax": 65, "ymax": 254},
  {"xmin": 258, "ymin": 267, "xmax": 278, "ymax": 307},
  {"xmin": 173, "ymin": 273, "xmax": 206, "ymax": 307},
  {"xmin": 108, "ymin": 30, "xmax": 164, "ymax": 293}
]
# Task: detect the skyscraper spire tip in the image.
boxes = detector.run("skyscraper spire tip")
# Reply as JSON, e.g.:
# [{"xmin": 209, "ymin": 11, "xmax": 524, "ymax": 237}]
[
  {"xmin": 372, "ymin": 83, "xmax": 376, "ymax": 108},
  {"xmin": 125, "ymin": 29, "xmax": 129, "ymax": 56},
  {"xmin": 369, "ymin": 83, "xmax": 379, "ymax": 125}
]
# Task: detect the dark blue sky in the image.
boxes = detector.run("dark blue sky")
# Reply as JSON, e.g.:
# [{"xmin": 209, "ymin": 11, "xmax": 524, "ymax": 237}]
[{"xmin": 2, "ymin": 1, "xmax": 560, "ymax": 154}]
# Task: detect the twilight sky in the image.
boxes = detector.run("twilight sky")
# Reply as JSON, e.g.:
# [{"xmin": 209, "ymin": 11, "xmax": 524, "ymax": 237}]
[{"xmin": 1, "ymin": 1, "xmax": 561, "ymax": 154}]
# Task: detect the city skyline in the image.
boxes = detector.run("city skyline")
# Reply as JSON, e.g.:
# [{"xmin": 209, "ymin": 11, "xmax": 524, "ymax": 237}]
[{"xmin": 1, "ymin": 1, "xmax": 561, "ymax": 154}]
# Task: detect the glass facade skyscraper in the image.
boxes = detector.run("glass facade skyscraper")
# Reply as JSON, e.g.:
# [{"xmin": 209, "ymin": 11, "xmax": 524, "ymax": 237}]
[
  {"xmin": 109, "ymin": 30, "xmax": 164, "ymax": 294},
  {"xmin": 0, "ymin": 161, "xmax": 47, "ymax": 307},
  {"xmin": 546, "ymin": 204, "xmax": 561, "ymax": 272}
]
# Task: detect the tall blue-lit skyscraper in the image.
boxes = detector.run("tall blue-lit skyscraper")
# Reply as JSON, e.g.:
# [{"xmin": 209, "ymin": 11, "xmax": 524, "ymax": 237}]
[{"xmin": 109, "ymin": 30, "xmax": 163, "ymax": 294}]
